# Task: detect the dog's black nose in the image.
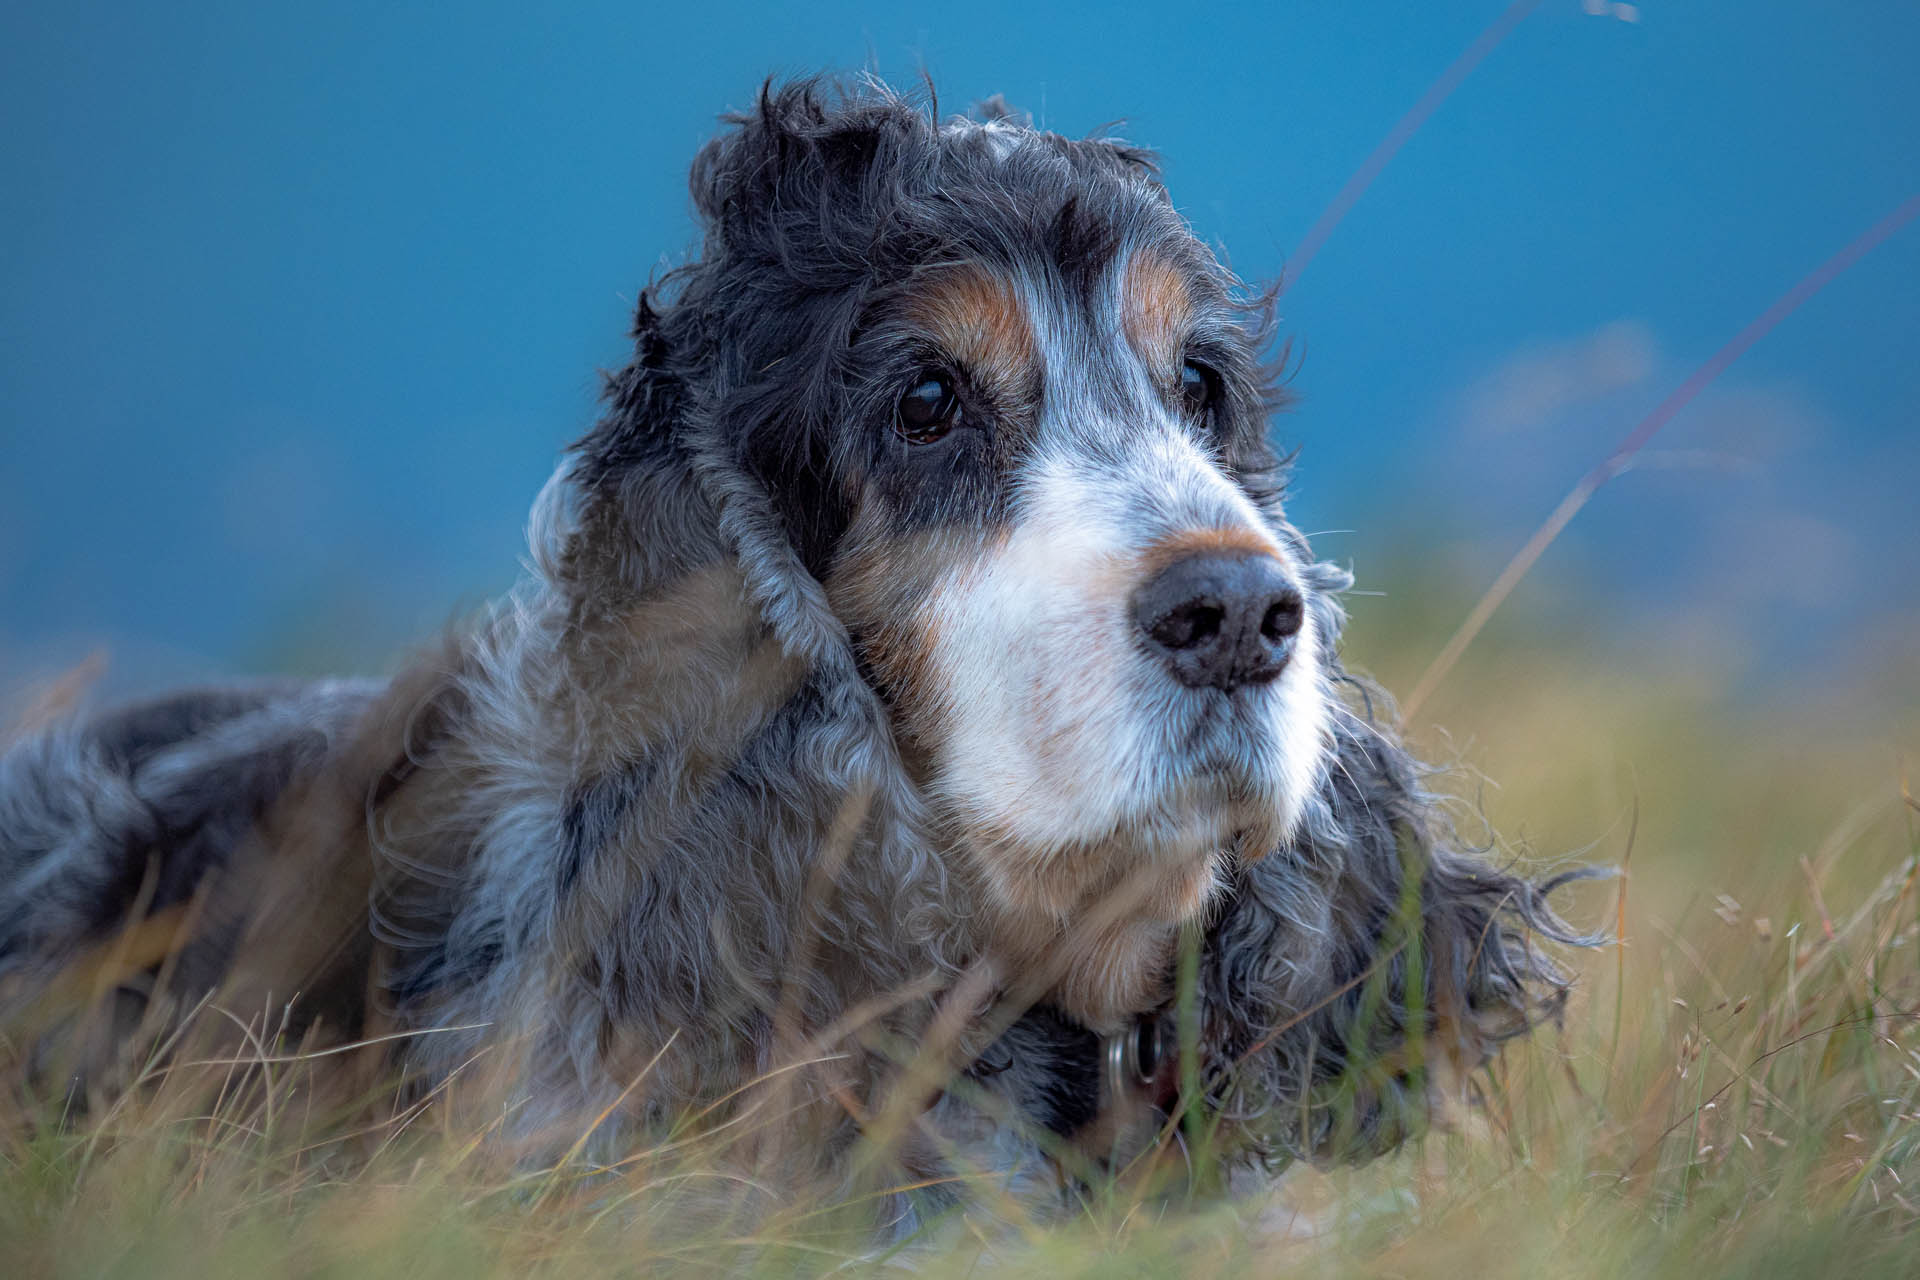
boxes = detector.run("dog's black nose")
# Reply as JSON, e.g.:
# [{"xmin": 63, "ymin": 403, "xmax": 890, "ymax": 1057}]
[{"xmin": 1134, "ymin": 553, "xmax": 1304, "ymax": 692}]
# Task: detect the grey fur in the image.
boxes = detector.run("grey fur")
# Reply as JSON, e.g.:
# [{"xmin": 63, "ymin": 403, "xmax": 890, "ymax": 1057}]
[{"xmin": 0, "ymin": 78, "xmax": 1588, "ymax": 1228}]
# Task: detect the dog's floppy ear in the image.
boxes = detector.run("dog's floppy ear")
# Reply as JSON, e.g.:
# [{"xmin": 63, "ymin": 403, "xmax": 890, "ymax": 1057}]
[
  {"xmin": 571, "ymin": 80, "xmax": 921, "ymax": 633},
  {"xmin": 668, "ymin": 84, "xmax": 893, "ymax": 679},
  {"xmin": 1199, "ymin": 678, "xmax": 1595, "ymax": 1164},
  {"xmin": 566, "ymin": 78, "xmax": 926, "ymax": 827}
]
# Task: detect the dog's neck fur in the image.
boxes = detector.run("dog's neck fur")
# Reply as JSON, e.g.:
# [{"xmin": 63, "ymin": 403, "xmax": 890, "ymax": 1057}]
[
  {"xmin": 371, "ymin": 445, "xmax": 1192, "ymax": 1128},
  {"xmin": 359, "ymin": 460, "xmax": 932, "ymax": 1118},
  {"xmin": 568, "ymin": 442, "xmax": 1230, "ymax": 1032}
]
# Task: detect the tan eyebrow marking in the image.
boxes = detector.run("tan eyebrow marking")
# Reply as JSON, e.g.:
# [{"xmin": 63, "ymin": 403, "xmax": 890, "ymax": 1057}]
[
  {"xmin": 909, "ymin": 266, "xmax": 1036, "ymax": 389},
  {"xmin": 1121, "ymin": 250, "xmax": 1196, "ymax": 372}
]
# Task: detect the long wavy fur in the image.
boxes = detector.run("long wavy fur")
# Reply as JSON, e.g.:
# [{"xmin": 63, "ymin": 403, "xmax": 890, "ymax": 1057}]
[{"xmin": 0, "ymin": 77, "xmax": 1589, "ymax": 1215}]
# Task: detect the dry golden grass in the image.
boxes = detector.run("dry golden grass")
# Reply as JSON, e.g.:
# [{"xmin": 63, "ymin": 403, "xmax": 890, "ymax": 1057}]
[{"xmin": 3, "ymin": 605, "xmax": 1916, "ymax": 1278}]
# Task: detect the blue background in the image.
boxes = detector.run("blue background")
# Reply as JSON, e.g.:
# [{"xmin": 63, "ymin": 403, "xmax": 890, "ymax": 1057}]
[{"xmin": 3, "ymin": 2, "xmax": 1915, "ymax": 706}]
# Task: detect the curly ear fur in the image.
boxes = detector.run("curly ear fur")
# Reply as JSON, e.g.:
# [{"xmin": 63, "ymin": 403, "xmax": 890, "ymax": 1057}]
[
  {"xmin": 1197, "ymin": 663, "xmax": 1593, "ymax": 1164},
  {"xmin": 571, "ymin": 79, "xmax": 925, "ymax": 686},
  {"xmin": 362, "ymin": 82, "xmax": 991, "ymax": 1124}
]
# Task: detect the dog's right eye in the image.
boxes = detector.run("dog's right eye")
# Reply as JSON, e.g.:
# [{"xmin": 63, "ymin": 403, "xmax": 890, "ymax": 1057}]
[
  {"xmin": 1180, "ymin": 359, "xmax": 1220, "ymax": 422},
  {"xmin": 895, "ymin": 369, "xmax": 962, "ymax": 444}
]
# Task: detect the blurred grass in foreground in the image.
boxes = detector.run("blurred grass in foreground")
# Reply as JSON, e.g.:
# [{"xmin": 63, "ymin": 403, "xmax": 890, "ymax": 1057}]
[{"xmin": 2, "ymin": 589, "xmax": 1916, "ymax": 1278}]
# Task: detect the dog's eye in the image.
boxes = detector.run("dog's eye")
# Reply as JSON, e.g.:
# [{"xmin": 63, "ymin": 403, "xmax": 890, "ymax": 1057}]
[
  {"xmin": 896, "ymin": 369, "xmax": 962, "ymax": 444},
  {"xmin": 1180, "ymin": 360, "xmax": 1219, "ymax": 421}
]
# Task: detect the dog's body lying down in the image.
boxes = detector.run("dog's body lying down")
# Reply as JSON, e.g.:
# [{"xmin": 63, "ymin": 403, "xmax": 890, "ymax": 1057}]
[{"xmin": 0, "ymin": 80, "xmax": 1582, "ymax": 1226}]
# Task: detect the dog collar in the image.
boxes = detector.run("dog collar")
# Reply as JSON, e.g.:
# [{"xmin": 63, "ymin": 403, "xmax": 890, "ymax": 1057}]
[{"xmin": 1105, "ymin": 1012, "xmax": 1181, "ymax": 1113}]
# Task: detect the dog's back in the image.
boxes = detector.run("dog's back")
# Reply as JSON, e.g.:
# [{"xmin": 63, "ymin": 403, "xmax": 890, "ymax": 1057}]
[{"xmin": 0, "ymin": 680, "xmax": 382, "ymax": 1019}]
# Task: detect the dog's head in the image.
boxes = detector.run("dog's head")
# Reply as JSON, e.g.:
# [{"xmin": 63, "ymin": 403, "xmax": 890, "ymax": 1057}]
[{"xmin": 569, "ymin": 81, "xmax": 1338, "ymax": 1022}]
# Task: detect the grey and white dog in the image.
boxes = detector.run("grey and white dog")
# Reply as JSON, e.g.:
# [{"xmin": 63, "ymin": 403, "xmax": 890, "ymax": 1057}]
[{"xmin": 0, "ymin": 79, "xmax": 1584, "ymax": 1222}]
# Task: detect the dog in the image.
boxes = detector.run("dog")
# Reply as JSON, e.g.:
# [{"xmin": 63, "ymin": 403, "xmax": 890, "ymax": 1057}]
[{"xmin": 0, "ymin": 79, "xmax": 1585, "ymax": 1228}]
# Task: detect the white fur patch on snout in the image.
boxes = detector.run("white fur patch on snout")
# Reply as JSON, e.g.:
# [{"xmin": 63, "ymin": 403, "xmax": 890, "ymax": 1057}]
[{"xmin": 913, "ymin": 421, "xmax": 1333, "ymax": 923}]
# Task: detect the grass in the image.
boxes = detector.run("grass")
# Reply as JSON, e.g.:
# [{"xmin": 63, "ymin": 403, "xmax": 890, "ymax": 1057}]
[
  {"xmin": 8, "ymin": 12, "xmax": 1914, "ymax": 1270},
  {"xmin": 13, "ymin": 26, "xmax": 1913, "ymax": 1272},
  {"xmin": 3, "ymin": 599, "xmax": 1915, "ymax": 1278}
]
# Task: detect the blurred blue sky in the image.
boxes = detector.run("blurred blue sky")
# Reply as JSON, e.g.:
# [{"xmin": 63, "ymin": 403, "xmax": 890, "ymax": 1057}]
[{"xmin": 2, "ymin": 2, "xmax": 1916, "ymax": 698}]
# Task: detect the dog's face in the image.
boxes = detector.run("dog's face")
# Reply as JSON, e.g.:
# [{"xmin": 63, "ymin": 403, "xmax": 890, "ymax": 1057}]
[
  {"xmin": 823, "ymin": 166, "xmax": 1332, "ymax": 929},
  {"xmin": 609, "ymin": 91, "xmax": 1336, "ymax": 1014}
]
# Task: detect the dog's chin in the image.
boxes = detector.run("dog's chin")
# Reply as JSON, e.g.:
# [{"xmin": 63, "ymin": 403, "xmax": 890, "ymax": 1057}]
[
  {"xmin": 1158, "ymin": 766, "xmax": 1301, "ymax": 867},
  {"xmin": 947, "ymin": 718, "xmax": 1319, "ymax": 912},
  {"xmin": 953, "ymin": 761, "xmax": 1312, "ymax": 1031},
  {"xmin": 1107, "ymin": 727, "xmax": 1312, "ymax": 872}
]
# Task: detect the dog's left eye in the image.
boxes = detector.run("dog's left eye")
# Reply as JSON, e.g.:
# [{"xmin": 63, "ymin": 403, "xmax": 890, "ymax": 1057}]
[
  {"xmin": 896, "ymin": 369, "xmax": 962, "ymax": 444},
  {"xmin": 1180, "ymin": 360, "xmax": 1219, "ymax": 421}
]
